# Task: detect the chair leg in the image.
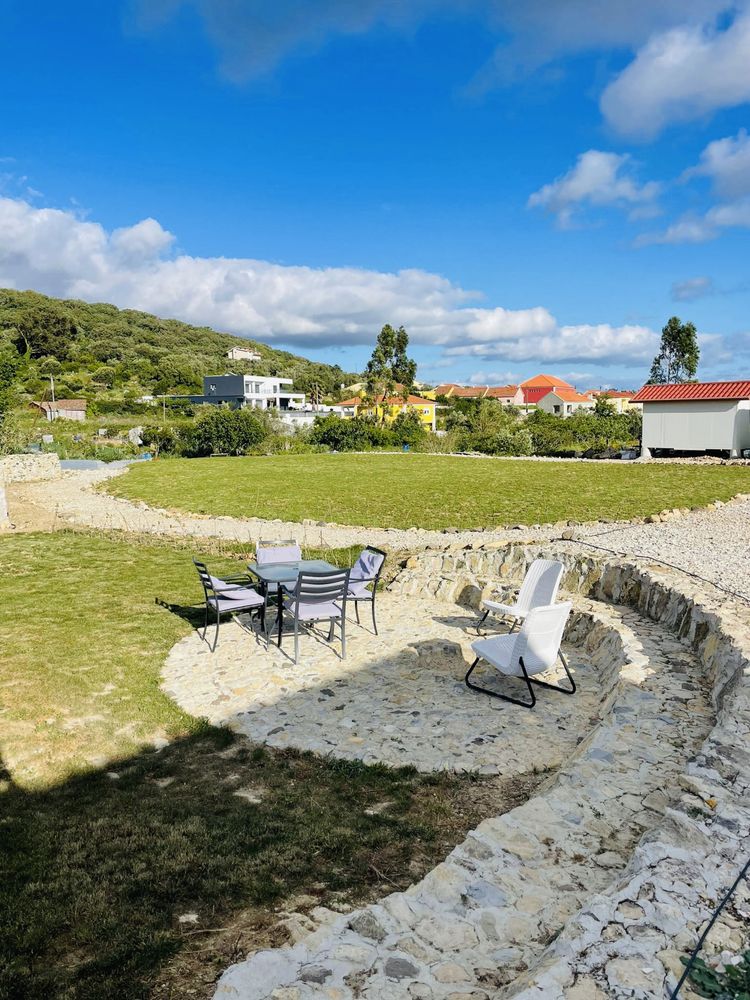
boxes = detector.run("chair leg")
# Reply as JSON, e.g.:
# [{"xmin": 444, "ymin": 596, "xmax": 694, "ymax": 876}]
[
  {"xmin": 327, "ymin": 619, "xmax": 335, "ymax": 641},
  {"xmin": 528, "ymin": 651, "xmax": 576, "ymax": 695},
  {"xmin": 341, "ymin": 614, "xmax": 346, "ymax": 659},
  {"xmin": 293, "ymin": 620, "xmax": 299, "ymax": 664},
  {"xmin": 371, "ymin": 597, "xmax": 378, "ymax": 636},
  {"xmin": 202, "ymin": 603, "xmax": 209, "ymax": 640},
  {"xmin": 355, "ymin": 602, "xmax": 360, "ymax": 624},
  {"xmin": 464, "ymin": 657, "xmax": 536, "ymax": 708},
  {"xmin": 210, "ymin": 609, "xmax": 221, "ymax": 652},
  {"xmin": 476, "ymin": 608, "xmax": 490, "ymax": 632}
]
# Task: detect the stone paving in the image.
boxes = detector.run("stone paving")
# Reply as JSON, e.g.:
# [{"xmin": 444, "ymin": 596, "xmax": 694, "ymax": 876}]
[
  {"xmin": 164, "ymin": 594, "xmax": 604, "ymax": 775},
  {"xmin": 204, "ymin": 548, "xmax": 750, "ymax": 1000}
]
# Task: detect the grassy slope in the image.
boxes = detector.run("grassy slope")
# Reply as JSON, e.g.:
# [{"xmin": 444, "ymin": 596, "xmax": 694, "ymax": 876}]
[
  {"xmin": 107, "ymin": 453, "xmax": 750, "ymax": 529},
  {"xmin": 0, "ymin": 531, "xmax": 504, "ymax": 999}
]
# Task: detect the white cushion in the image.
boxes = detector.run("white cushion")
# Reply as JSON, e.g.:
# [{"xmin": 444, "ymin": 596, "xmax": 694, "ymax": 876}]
[
  {"xmin": 209, "ymin": 575, "xmax": 262, "ymax": 603},
  {"xmin": 285, "ymin": 598, "xmax": 342, "ymax": 620}
]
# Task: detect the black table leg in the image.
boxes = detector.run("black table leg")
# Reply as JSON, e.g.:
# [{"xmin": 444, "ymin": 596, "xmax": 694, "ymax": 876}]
[{"xmin": 277, "ymin": 583, "xmax": 283, "ymax": 646}]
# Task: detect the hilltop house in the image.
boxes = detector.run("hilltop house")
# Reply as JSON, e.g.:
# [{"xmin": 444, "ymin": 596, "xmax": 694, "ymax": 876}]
[
  {"xmin": 31, "ymin": 398, "xmax": 87, "ymax": 422},
  {"xmin": 332, "ymin": 393, "xmax": 436, "ymax": 431},
  {"xmin": 631, "ymin": 380, "xmax": 750, "ymax": 458},
  {"xmin": 226, "ymin": 346, "xmax": 262, "ymax": 362},
  {"xmin": 537, "ymin": 388, "xmax": 596, "ymax": 417},
  {"xmin": 192, "ymin": 374, "xmax": 306, "ymax": 411}
]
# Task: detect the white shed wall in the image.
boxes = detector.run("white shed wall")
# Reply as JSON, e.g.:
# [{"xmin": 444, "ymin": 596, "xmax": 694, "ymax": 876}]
[{"xmin": 642, "ymin": 399, "xmax": 750, "ymax": 453}]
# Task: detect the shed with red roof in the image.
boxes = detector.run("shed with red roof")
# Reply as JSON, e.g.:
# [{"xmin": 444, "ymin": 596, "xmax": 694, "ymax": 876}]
[{"xmin": 631, "ymin": 380, "xmax": 750, "ymax": 457}]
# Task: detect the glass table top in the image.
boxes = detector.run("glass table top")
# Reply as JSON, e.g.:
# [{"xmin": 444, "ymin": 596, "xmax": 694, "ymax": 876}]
[{"xmin": 247, "ymin": 558, "xmax": 339, "ymax": 584}]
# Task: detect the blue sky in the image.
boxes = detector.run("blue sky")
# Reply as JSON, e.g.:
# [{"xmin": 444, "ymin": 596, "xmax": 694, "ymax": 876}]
[{"xmin": 1, "ymin": 0, "xmax": 749, "ymax": 388}]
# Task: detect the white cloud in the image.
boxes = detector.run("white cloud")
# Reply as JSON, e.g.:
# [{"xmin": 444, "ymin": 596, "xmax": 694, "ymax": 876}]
[
  {"xmin": 637, "ymin": 194, "xmax": 750, "ymax": 245},
  {"xmin": 528, "ymin": 150, "xmax": 660, "ymax": 226},
  {"xmin": 601, "ymin": 10, "xmax": 750, "ymax": 139},
  {"xmin": 672, "ymin": 276, "xmax": 714, "ymax": 301},
  {"xmin": 683, "ymin": 129, "xmax": 750, "ymax": 199},
  {"xmin": 0, "ymin": 193, "xmax": 673, "ymax": 368}
]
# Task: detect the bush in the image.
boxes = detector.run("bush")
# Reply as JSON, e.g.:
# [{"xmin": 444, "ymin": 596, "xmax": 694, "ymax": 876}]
[
  {"xmin": 390, "ymin": 410, "xmax": 426, "ymax": 446},
  {"xmin": 309, "ymin": 414, "xmax": 372, "ymax": 451},
  {"xmin": 182, "ymin": 406, "xmax": 271, "ymax": 457},
  {"xmin": 140, "ymin": 425, "xmax": 182, "ymax": 457}
]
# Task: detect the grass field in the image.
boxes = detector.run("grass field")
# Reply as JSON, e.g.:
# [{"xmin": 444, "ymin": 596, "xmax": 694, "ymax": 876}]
[
  {"xmin": 0, "ymin": 531, "xmax": 516, "ymax": 999},
  {"xmin": 107, "ymin": 453, "xmax": 750, "ymax": 529}
]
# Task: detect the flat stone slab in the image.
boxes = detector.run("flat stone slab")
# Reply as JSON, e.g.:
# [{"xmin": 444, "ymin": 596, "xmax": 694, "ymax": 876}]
[{"xmin": 163, "ymin": 595, "xmax": 601, "ymax": 773}]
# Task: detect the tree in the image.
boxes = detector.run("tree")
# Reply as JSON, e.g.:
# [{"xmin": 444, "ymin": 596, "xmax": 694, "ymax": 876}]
[
  {"xmin": 364, "ymin": 324, "xmax": 417, "ymax": 420},
  {"xmin": 593, "ymin": 394, "xmax": 616, "ymax": 417},
  {"xmin": 648, "ymin": 317, "xmax": 700, "ymax": 384}
]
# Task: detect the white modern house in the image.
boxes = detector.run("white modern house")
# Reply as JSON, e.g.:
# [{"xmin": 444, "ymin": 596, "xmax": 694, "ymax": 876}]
[
  {"xmin": 631, "ymin": 380, "xmax": 750, "ymax": 458},
  {"xmin": 195, "ymin": 374, "xmax": 306, "ymax": 411}
]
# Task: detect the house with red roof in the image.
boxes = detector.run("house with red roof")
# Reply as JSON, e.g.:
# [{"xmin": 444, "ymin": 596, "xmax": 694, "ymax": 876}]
[
  {"xmin": 518, "ymin": 373, "xmax": 574, "ymax": 406},
  {"xmin": 631, "ymin": 380, "xmax": 750, "ymax": 457},
  {"xmin": 537, "ymin": 387, "xmax": 595, "ymax": 417}
]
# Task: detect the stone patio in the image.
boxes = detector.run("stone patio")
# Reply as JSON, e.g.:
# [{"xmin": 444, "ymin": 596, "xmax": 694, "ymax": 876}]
[{"xmin": 163, "ymin": 594, "xmax": 605, "ymax": 775}]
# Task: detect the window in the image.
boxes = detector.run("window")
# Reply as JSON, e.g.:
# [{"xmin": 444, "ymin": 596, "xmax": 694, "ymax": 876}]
[{"xmin": 553, "ymin": 404, "xmax": 561, "ymax": 414}]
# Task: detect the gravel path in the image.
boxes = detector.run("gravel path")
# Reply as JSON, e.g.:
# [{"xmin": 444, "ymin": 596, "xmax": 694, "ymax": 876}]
[{"xmin": 9, "ymin": 465, "xmax": 750, "ymax": 599}]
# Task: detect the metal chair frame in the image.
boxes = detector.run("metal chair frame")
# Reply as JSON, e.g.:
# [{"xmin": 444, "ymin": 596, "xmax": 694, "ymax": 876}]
[
  {"xmin": 281, "ymin": 568, "xmax": 350, "ymax": 663},
  {"xmin": 347, "ymin": 545, "xmax": 386, "ymax": 635},
  {"xmin": 464, "ymin": 650, "xmax": 576, "ymax": 708},
  {"xmin": 193, "ymin": 558, "xmax": 265, "ymax": 651}
]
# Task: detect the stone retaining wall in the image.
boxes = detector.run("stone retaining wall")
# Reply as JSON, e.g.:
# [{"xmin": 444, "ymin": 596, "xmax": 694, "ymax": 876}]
[
  {"xmin": 215, "ymin": 547, "xmax": 750, "ymax": 999},
  {"xmin": 0, "ymin": 452, "xmax": 61, "ymax": 483}
]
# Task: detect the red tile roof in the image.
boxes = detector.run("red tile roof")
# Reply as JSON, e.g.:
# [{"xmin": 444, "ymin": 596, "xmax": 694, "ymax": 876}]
[
  {"xmin": 520, "ymin": 373, "xmax": 574, "ymax": 389},
  {"xmin": 485, "ymin": 385, "xmax": 520, "ymax": 398},
  {"xmin": 631, "ymin": 381, "xmax": 750, "ymax": 403},
  {"xmin": 548, "ymin": 388, "xmax": 594, "ymax": 403}
]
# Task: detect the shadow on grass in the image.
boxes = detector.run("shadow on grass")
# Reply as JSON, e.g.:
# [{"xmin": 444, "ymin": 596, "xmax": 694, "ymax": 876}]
[{"xmin": 0, "ymin": 729, "xmax": 495, "ymax": 1000}]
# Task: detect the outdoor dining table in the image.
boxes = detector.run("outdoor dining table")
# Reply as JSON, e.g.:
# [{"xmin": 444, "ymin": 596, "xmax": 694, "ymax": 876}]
[{"xmin": 247, "ymin": 558, "xmax": 339, "ymax": 646}]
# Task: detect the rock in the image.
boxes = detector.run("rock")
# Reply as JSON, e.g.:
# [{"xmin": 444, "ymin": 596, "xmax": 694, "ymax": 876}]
[
  {"xmin": 384, "ymin": 957, "xmax": 420, "ymax": 980},
  {"xmin": 562, "ymin": 529, "xmax": 576, "ymax": 540},
  {"xmin": 299, "ymin": 965, "xmax": 332, "ymax": 984},
  {"xmin": 349, "ymin": 910, "xmax": 388, "ymax": 941}
]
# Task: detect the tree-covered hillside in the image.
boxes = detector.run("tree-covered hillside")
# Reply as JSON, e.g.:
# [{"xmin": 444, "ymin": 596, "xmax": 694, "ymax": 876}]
[{"xmin": 0, "ymin": 289, "xmax": 358, "ymax": 403}]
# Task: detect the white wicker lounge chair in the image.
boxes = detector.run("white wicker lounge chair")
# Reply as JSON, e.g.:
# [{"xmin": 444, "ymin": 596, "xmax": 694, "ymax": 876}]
[
  {"xmin": 466, "ymin": 601, "xmax": 574, "ymax": 708},
  {"xmin": 477, "ymin": 558, "xmax": 564, "ymax": 633}
]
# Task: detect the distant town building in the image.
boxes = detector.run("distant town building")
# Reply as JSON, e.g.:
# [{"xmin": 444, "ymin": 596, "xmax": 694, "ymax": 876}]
[
  {"xmin": 193, "ymin": 374, "xmax": 306, "ymax": 411},
  {"xmin": 537, "ymin": 388, "xmax": 596, "ymax": 417},
  {"xmin": 226, "ymin": 346, "xmax": 262, "ymax": 362},
  {"xmin": 518, "ymin": 374, "xmax": 575, "ymax": 406},
  {"xmin": 428, "ymin": 383, "xmax": 523, "ymax": 405},
  {"xmin": 631, "ymin": 380, "xmax": 750, "ymax": 458},
  {"xmin": 586, "ymin": 390, "xmax": 641, "ymax": 414},
  {"xmin": 32, "ymin": 399, "xmax": 87, "ymax": 422},
  {"xmin": 332, "ymin": 393, "xmax": 437, "ymax": 431}
]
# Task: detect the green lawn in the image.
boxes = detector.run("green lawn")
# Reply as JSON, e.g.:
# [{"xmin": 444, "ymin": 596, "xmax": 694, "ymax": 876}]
[
  {"xmin": 0, "ymin": 531, "xmax": 515, "ymax": 999},
  {"xmin": 107, "ymin": 453, "xmax": 750, "ymax": 529}
]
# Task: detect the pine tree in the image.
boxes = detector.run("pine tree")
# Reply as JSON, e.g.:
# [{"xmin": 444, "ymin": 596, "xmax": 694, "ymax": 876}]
[{"xmin": 364, "ymin": 324, "xmax": 417, "ymax": 420}]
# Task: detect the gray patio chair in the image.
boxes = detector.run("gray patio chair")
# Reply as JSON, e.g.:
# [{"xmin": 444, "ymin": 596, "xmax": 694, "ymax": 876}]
[
  {"xmin": 282, "ymin": 567, "xmax": 350, "ymax": 663},
  {"xmin": 347, "ymin": 546, "xmax": 386, "ymax": 634},
  {"xmin": 477, "ymin": 558, "xmax": 564, "ymax": 634},
  {"xmin": 193, "ymin": 558, "xmax": 265, "ymax": 651},
  {"xmin": 466, "ymin": 601, "xmax": 574, "ymax": 708},
  {"xmin": 256, "ymin": 539, "xmax": 302, "ymax": 565}
]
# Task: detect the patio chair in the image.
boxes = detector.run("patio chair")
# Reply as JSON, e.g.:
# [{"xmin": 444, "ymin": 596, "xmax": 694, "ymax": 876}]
[
  {"xmin": 193, "ymin": 558, "xmax": 265, "ymax": 651},
  {"xmin": 347, "ymin": 546, "xmax": 386, "ymax": 634},
  {"xmin": 477, "ymin": 558, "xmax": 564, "ymax": 634},
  {"xmin": 466, "ymin": 601, "xmax": 574, "ymax": 708},
  {"xmin": 256, "ymin": 539, "xmax": 302, "ymax": 565},
  {"xmin": 282, "ymin": 568, "xmax": 350, "ymax": 663}
]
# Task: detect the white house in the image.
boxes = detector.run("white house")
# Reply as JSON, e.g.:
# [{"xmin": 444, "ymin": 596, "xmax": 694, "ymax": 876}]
[
  {"xmin": 537, "ymin": 388, "xmax": 595, "ymax": 417},
  {"xmin": 631, "ymin": 380, "xmax": 750, "ymax": 457},
  {"xmin": 197, "ymin": 374, "xmax": 306, "ymax": 411},
  {"xmin": 226, "ymin": 346, "xmax": 262, "ymax": 362}
]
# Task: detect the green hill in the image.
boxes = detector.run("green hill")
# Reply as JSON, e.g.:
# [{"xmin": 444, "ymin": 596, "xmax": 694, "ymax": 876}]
[{"xmin": 0, "ymin": 288, "xmax": 358, "ymax": 404}]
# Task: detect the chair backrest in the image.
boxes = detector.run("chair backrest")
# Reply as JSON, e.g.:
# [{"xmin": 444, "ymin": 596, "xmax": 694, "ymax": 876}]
[
  {"xmin": 292, "ymin": 568, "xmax": 350, "ymax": 608},
  {"xmin": 512, "ymin": 601, "xmax": 572, "ymax": 675},
  {"xmin": 256, "ymin": 540, "xmax": 302, "ymax": 565},
  {"xmin": 516, "ymin": 559, "xmax": 564, "ymax": 614},
  {"xmin": 350, "ymin": 546, "xmax": 386, "ymax": 583},
  {"xmin": 193, "ymin": 558, "xmax": 215, "ymax": 598}
]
